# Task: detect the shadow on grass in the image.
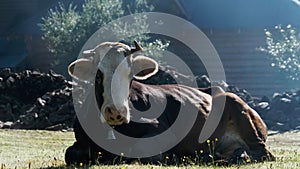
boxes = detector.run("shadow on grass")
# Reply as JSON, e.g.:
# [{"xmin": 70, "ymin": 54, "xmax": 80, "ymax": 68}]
[
  {"xmin": 40, "ymin": 167, "xmax": 66, "ymax": 169},
  {"xmin": 40, "ymin": 165, "xmax": 76, "ymax": 169}
]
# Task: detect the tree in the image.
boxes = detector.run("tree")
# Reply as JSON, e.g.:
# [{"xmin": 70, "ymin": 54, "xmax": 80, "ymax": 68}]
[
  {"xmin": 260, "ymin": 24, "xmax": 300, "ymax": 81},
  {"xmin": 39, "ymin": 0, "xmax": 168, "ymax": 66}
]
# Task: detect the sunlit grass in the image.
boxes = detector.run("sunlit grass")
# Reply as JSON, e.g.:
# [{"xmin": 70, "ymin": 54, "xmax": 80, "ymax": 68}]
[
  {"xmin": 0, "ymin": 129, "xmax": 74, "ymax": 169},
  {"xmin": 0, "ymin": 129, "xmax": 299, "ymax": 169}
]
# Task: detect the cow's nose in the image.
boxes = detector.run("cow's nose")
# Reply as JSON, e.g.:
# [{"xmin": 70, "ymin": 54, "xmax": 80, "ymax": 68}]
[{"xmin": 104, "ymin": 106, "xmax": 129, "ymax": 125}]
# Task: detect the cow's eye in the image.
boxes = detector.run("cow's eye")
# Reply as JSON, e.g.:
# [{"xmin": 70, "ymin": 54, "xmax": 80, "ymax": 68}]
[{"xmin": 124, "ymin": 51, "xmax": 131, "ymax": 57}]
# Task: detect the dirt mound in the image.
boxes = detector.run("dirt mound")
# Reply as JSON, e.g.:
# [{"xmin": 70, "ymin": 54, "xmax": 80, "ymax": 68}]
[
  {"xmin": 224, "ymin": 85, "xmax": 300, "ymax": 132},
  {"xmin": 0, "ymin": 68, "xmax": 75, "ymax": 130},
  {"xmin": 0, "ymin": 68, "xmax": 299, "ymax": 131},
  {"xmin": 259, "ymin": 90, "xmax": 300, "ymax": 131}
]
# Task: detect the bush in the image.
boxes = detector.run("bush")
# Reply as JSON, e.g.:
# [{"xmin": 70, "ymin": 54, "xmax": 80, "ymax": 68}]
[
  {"xmin": 260, "ymin": 24, "xmax": 300, "ymax": 81},
  {"xmin": 39, "ymin": 0, "xmax": 168, "ymax": 66},
  {"xmin": 39, "ymin": 3, "xmax": 80, "ymax": 58}
]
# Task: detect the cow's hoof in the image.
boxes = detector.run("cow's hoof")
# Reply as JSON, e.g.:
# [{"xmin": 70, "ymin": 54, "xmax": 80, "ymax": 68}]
[
  {"xmin": 260, "ymin": 150, "xmax": 276, "ymax": 162},
  {"xmin": 250, "ymin": 149, "xmax": 276, "ymax": 162},
  {"xmin": 267, "ymin": 151, "xmax": 276, "ymax": 161},
  {"xmin": 65, "ymin": 142, "xmax": 92, "ymax": 165},
  {"xmin": 229, "ymin": 148, "xmax": 251, "ymax": 165}
]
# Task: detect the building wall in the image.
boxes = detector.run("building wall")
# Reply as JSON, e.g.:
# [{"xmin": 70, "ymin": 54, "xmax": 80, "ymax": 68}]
[{"xmin": 171, "ymin": 28, "xmax": 299, "ymax": 97}]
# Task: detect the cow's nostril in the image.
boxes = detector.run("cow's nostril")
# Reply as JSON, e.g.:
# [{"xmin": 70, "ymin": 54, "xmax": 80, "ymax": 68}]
[
  {"xmin": 116, "ymin": 115, "xmax": 122, "ymax": 120},
  {"xmin": 107, "ymin": 107, "xmax": 112, "ymax": 114},
  {"xmin": 110, "ymin": 117, "xmax": 115, "ymax": 121}
]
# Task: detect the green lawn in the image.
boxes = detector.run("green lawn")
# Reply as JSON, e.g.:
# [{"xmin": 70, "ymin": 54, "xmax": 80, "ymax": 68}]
[{"xmin": 0, "ymin": 129, "xmax": 299, "ymax": 169}]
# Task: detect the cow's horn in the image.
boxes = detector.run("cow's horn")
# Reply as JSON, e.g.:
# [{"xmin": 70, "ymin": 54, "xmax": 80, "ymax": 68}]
[{"xmin": 129, "ymin": 40, "xmax": 143, "ymax": 54}]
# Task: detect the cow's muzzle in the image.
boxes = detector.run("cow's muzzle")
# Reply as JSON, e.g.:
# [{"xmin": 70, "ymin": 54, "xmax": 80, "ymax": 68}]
[{"xmin": 104, "ymin": 106, "xmax": 129, "ymax": 125}]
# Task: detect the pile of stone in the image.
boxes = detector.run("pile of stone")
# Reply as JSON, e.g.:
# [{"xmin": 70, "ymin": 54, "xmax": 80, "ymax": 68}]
[
  {"xmin": 257, "ymin": 90, "xmax": 300, "ymax": 131},
  {"xmin": 0, "ymin": 68, "xmax": 75, "ymax": 130},
  {"xmin": 224, "ymin": 84, "xmax": 300, "ymax": 132},
  {"xmin": 0, "ymin": 67, "xmax": 299, "ymax": 132}
]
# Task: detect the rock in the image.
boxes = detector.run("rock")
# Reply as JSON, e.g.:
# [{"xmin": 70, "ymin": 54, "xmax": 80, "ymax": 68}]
[
  {"xmin": 49, "ymin": 69, "xmax": 65, "ymax": 80},
  {"xmin": 280, "ymin": 98, "xmax": 292, "ymax": 103},
  {"xmin": 272, "ymin": 92, "xmax": 282, "ymax": 99},
  {"xmin": 37, "ymin": 97, "xmax": 46, "ymax": 107},
  {"xmin": 3, "ymin": 121, "xmax": 13, "ymax": 129},
  {"xmin": 5, "ymin": 76, "xmax": 15, "ymax": 88},
  {"xmin": 0, "ymin": 68, "xmax": 75, "ymax": 130},
  {"xmin": 0, "ymin": 68, "xmax": 12, "ymax": 80},
  {"xmin": 13, "ymin": 84, "xmax": 75, "ymax": 130},
  {"xmin": 261, "ymin": 96, "xmax": 270, "ymax": 102},
  {"xmin": 197, "ymin": 75, "xmax": 211, "ymax": 87},
  {"xmin": 215, "ymin": 80, "xmax": 229, "ymax": 90},
  {"xmin": 0, "ymin": 102, "xmax": 16, "ymax": 122},
  {"xmin": 257, "ymin": 102, "xmax": 270, "ymax": 110},
  {"xmin": 45, "ymin": 124, "xmax": 64, "ymax": 131}
]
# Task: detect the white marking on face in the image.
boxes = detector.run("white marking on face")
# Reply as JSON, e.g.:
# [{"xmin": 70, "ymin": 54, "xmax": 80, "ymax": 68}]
[
  {"xmin": 111, "ymin": 58, "xmax": 132, "ymax": 118},
  {"xmin": 98, "ymin": 46, "xmax": 132, "ymax": 124}
]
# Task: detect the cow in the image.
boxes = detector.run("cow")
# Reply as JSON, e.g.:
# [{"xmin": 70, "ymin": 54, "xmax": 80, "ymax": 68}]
[{"xmin": 65, "ymin": 41, "xmax": 275, "ymax": 165}]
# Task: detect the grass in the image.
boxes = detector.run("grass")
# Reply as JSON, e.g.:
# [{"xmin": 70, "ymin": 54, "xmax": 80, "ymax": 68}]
[
  {"xmin": 0, "ymin": 130, "xmax": 74, "ymax": 169},
  {"xmin": 0, "ymin": 129, "xmax": 299, "ymax": 169}
]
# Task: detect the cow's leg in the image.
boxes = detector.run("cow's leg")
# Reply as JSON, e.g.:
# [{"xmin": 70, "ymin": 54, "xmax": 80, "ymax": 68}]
[
  {"xmin": 124, "ymin": 127, "xmax": 177, "ymax": 164},
  {"xmin": 65, "ymin": 118, "xmax": 111, "ymax": 165},
  {"xmin": 67, "ymin": 118, "xmax": 131, "ymax": 165},
  {"xmin": 65, "ymin": 118, "xmax": 95, "ymax": 165},
  {"xmin": 65, "ymin": 141, "xmax": 92, "ymax": 165},
  {"xmin": 213, "ymin": 93, "xmax": 275, "ymax": 163},
  {"xmin": 230, "ymin": 95, "xmax": 275, "ymax": 162}
]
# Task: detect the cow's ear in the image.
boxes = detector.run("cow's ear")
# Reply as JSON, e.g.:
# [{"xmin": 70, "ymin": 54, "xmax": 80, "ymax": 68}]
[
  {"xmin": 68, "ymin": 58, "xmax": 95, "ymax": 81},
  {"xmin": 132, "ymin": 55, "xmax": 158, "ymax": 80}
]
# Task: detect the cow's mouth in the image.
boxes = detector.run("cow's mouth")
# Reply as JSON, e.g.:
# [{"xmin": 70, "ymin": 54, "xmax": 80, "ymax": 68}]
[{"xmin": 107, "ymin": 120, "xmax": 125, "ymax": 125}]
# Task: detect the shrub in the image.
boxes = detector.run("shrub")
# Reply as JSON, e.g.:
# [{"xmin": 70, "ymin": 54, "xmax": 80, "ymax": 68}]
[
  {"xmin": 259, "ymin": 24, "xmax": 300, "ymax": 81},
  {"xmin": 39, "ymin": 3, "xmax": 80, "ymax": 58}
]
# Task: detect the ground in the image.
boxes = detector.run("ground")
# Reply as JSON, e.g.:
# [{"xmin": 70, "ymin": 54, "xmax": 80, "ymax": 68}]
[{"xmin": 0, "ymin": 130, "xmax": 299, "ymax": 169}]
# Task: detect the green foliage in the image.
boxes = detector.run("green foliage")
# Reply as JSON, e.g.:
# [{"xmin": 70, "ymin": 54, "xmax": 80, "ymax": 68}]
[
  {"xmin": 39, "ymin": 0, "xmax": 168, "ymax": 65},
  {"xmin": 79, "ymin": 0, "xmax": 124, "ymax": 39},
  {"xmin": 39, "ymin": 3, "xmax": 80, "ymax": 56},
  {"xmin": 260, "ymin": 24, "xmax": 300, "ymax": 81}
]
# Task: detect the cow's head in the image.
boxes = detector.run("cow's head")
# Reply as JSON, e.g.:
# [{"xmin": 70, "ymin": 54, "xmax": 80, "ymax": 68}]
[{"xmin": 68, "ymin": 41, "xmax": 158, "ymax": 125}]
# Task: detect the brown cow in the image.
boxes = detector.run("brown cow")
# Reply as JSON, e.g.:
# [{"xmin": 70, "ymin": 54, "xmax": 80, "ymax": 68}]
[{"xmin": 65, "ymin": 41, "xmax": 275, "ymax": 165}]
